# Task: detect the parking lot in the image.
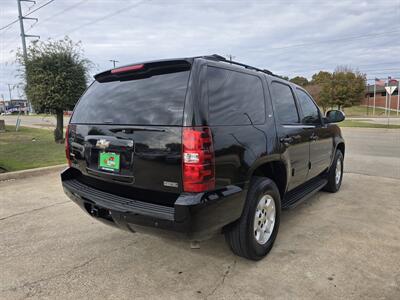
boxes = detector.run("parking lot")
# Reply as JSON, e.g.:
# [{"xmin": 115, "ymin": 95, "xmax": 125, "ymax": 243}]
[{"xmin": 1, "ymin": 128, "xmax": 399, "ymax": 299}]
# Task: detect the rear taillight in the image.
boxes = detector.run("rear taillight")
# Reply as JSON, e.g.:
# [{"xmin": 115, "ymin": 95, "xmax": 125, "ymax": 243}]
[
  {"xmin": 65, "ymin": 125, "xmax": 71, "ymax": 167},
  {"xmin": 182, "ymin": 127, "xmax": 215, "ymax": 193}
]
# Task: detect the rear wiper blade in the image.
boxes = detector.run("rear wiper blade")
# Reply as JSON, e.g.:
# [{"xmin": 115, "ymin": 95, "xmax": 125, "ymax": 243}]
[{"xmin": 109, "ymin": 127, "xmax": 166, "ymax": 133}]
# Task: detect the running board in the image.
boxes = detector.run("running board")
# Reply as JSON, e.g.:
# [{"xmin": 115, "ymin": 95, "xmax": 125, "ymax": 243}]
[{"xmin": 282, "ymin": 177, "xmax": 328, "ymax": 209}]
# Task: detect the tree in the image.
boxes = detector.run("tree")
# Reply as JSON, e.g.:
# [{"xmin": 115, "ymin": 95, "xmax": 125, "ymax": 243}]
[
  {"xmin": 275, "ymin": 74, "xmax": 289, "ymax": 81},
  {"xmin": 309, "ymin": 71, "xmax": 333, "ymax": 112},
  {"xmin": 305, "ymin": 84, "xmax": 322, "ymax": 111},
  {"xmin": 18, "ymin": 37, "xmax": 90, "ymax": 142},
  {"xmin": 309, "ymin": 68, "xmax": 366, "ymax": 111},
  {"xmin": 311, "ymin": 71, "xmax": 331, "ymax": 85},
  {"xmin": 290, "ymin": 76, "xmax": 309, "ymax": 87},
  {"xmin": 331, "ymin": 66, "xmax": 366, "ymax": 110}
]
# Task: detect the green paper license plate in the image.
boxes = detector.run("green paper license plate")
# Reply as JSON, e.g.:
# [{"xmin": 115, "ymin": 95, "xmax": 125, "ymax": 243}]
[{"xmin": 99, "ymin": 152, "xmax": 120, "ymax": 172}]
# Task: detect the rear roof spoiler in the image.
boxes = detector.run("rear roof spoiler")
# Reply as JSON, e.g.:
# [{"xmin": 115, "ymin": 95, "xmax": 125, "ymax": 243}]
[
  {"xmin": 93, "ymin": 54, "xmax": 277, "ymax": 82},
  {"xmin": 94, "ymin": 60, "xmax": 192, "ymax": 83}
]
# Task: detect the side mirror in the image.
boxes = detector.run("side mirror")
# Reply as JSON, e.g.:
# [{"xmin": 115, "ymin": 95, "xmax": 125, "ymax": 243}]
[{"xmin": 325, "ymin": 110, "xmax": 345, "ymax": 123}]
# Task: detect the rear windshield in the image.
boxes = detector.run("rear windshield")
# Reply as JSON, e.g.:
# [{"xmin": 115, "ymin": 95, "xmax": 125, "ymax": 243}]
[{"xmin": 71, "ymin": 70, "xmax": 190, "ymax": 125}]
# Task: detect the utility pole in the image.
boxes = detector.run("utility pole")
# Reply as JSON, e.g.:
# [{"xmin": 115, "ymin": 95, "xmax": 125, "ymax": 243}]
[
  {"xmin": 387, "ymin": 76, "xmax": 391, "ymax": 117},
  {"xmin": 397, "ymin": 80, "xmax": 399, "ymax": 116},
  {"xmin": 17, "ymin": 0, "xmax": 40, "ymax": 61},
  {"xmin": 226, "ymin": 54, "xmax": 235, "ymax": 61},
  {"xmin": 0, "ymin": 94, "xmax": 4, "ymax": 113},
  {"xmin": 16, "ymin": 0, "xmax": 40, "ymax": 113},
  {"xmin": 109, "ymin": 60, "xmax": 119, "ymax": 68},
  {"xmin": 373, "ymin": 82, "xmax": 376, "ymax": 115},
  {"xmin": 7, "ymin": 84, "xmax": 13, "ymax": 101},
  {"xmin": 17, "ymin": 0, "xmax": 28, "ymax": 62}
]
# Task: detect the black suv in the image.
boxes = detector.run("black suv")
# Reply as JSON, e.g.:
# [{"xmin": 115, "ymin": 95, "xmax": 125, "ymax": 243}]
[{"xmin": 62, "ymin": 55, "xmax": 345, "ymax": 260}]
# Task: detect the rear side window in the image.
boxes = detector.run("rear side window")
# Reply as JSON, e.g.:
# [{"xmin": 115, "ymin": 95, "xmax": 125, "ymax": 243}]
[
  {"xmin": 71, "ymin": 70, "xmax": 190, "ymax": 125},
  {"xmin": 296, "ymin": 88, "xmax": 321, "ymax": 124},
  {"xmin": 207, "ymin": 67, "xmax": 265, "ymax": 126},
  {"xmin": 270, "ymin": 82, "xmax": 299, "ymax": 124}
]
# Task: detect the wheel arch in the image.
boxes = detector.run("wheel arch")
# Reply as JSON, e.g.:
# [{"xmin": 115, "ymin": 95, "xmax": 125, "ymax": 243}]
[
  {"xmin": 249, "ymin": 159, "xmax": 287, "ymax": 200},
  {"xmin": 336, "ymin": 142, "xmax": 345, "ymax": 157}
]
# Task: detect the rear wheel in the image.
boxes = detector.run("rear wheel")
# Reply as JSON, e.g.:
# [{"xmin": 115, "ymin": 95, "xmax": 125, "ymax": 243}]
[
  {"xmin": 225, "ymin": 177, "xmax": 281, "ymax": 260},
  {"xmin": 323, "ymin": 150, "xmax": 344, "ymax": 193}
]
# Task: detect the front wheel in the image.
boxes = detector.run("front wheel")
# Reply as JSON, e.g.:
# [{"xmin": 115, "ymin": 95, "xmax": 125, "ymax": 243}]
[
  {"xmin": 225, "ymin": 177, "xmax": 281, "ymax": 260},
  {"xmin": 323, "ymin": 150, "xmax": 344, "ymax": 193}
]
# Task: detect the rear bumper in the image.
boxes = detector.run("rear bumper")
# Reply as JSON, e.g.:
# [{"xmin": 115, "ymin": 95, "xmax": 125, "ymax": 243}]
[{"xmin": 61, "ymin": 167, "xmax": 246, "ymax": 241}]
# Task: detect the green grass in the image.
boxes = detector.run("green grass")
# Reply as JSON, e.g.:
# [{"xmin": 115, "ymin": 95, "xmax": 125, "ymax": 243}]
[
  {"xmin": 0, "ymin": 126, "xmax": 66, "ymax": 172},
  {"xmin": 341, "ymin": 105, "xmax": 394, "ymax": 117},
  {"xmin": 339, "ymin": 120, "xmax": 400, "ymax": 129}
]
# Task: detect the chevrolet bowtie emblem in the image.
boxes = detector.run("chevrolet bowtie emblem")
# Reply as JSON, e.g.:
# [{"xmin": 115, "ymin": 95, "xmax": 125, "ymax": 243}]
[{"xmin": 96, "ymin": 139, "xmax": 110, "ymax": 149}]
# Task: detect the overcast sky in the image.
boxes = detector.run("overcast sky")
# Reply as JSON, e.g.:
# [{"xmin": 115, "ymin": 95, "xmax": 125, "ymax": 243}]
[{"xmin": 1, "ymin": 0, "xmax": 399, "ymax": 100}]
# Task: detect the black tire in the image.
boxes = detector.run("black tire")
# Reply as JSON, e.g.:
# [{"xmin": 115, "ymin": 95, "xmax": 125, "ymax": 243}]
[
  {"xmin": 323, "ymin": 150, "xmax": 344, "ymax": 193},
  {"xmin": 225, "ymin": 176, "xmax": 281, "ymax": 261}
]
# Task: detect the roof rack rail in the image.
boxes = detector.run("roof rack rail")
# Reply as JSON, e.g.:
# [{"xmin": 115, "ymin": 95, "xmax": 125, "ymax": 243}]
[{"xmin": 202, "ymin": 54, "xmax": 276, "ymax": 77}]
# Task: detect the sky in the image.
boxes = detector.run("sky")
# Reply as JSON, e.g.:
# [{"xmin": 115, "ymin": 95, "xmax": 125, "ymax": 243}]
[{"xmin": 0, "ymin": 0, "xmax": 399, "ymax": 100}]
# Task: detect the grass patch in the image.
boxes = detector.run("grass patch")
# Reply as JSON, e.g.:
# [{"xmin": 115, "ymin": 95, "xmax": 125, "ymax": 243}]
[
  {"xmin": 340, "ymin": 105, "xmax": 398, "ymax": 117},
  {"xmin": 24, "ymin": 113, "xmax": 54, "ymax": 117},
  {"xmin": 342, "ymin": 105, "xmax": 383, "ymax": 117},
  {"xmin": 0, "ymin": 125, "xmax": 66, "ymax": 172},
  {"xmin": 339, "ymin": 120, "xmax": 400, "ymax": 129}
]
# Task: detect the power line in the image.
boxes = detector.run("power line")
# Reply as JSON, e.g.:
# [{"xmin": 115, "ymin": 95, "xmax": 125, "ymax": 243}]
[
  {"xmin": 273, "ymin": 66, "xmax": 400, "ymax": 77},
  {"xmin": 0, "ymin": 0, "xmax": 55, "ymax": 32},
  {"xmin": 40, "ymin": 0, "xmax": 87, "ymax": 24},
  {"xmin": 275, "ymin": 67, "xmax": 400, "ymax": 81},
  {"xmin": 267, "ymin": 29, "xmax": 400, "ymax": 51},
  {"xmin": 56, "ymin": 0, "xmax": 149, "ymax": 38},
  {"xmin": 366, "ymin": 77, "xmax": 400, "ymax": 81},
  {"xmin": 24, "ymin": 0, "xmax": 56, "ymax": 17},
  {"xmin": 25, "ymin": 0, "xmax": 87, "ymax": 34},
  {"xmin": 15, "ymin": 0, "xmax": 55, "ymax": 112},
  {"xmin": 279, "ymin": 62, "xmax": 400, "ymax": 74},
  {"xmin": 0, "ymin": 19, "xmax": 19, "ymax": 32},
  {"xmin": 359, "ymin": 67, "xmax": 400, "ymax": 72}
]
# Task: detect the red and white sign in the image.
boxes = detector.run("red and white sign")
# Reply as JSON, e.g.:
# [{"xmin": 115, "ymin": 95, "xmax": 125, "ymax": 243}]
[{"xmin": 385, "ymin": 86, "xmax": 397, "ymax": 95}]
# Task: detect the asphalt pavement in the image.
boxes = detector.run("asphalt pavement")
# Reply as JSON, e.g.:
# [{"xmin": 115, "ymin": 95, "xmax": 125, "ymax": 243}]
[
  {"xmin": 342, "ymin": 128, "xmax": 400, "ymax": 179},
  {"xmin": 1, "ymin": 127, "xmax": 399, "ymax": 299}
]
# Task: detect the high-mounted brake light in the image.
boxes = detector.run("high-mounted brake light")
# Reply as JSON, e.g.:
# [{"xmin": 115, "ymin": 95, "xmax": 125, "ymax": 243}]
[
  {"xmin": 182, "ymin": 127, "xmax": 215, "ymax": 193},
  {"xmin": 111, "ymin": 64, "xmax": 144, "ymax": 74},
  {"xmin": 65, "ymin": 124, "xmax": 71, "ymax": 167}
]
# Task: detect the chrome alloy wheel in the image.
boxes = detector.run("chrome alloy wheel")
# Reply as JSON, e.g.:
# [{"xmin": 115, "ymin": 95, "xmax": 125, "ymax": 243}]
[
  {"xmin": 253, "ymin": 194, "xmax": 276, "ymax": 245},
  {"xmin": 335, "ymin": 158, "xmax": 342, "ymax": 185}
]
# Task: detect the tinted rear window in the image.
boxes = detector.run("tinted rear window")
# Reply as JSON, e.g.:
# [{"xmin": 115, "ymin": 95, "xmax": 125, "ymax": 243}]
[
  {"xmin": 71, "ymin": 70, "xmax": 190, "ymax": 125},
  {"xmin": 207, "ymin": 67, "xmax": 265, "ymax": 126},
  {"xmin": 270, "ymin": 82, "xmax": 299, "ymax": 124}
]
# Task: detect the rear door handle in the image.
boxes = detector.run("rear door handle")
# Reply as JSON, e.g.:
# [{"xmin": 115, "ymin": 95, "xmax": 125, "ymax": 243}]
[{"xmin": 280, "ymin": 136, "xmax": 294, "ymax": 146}]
